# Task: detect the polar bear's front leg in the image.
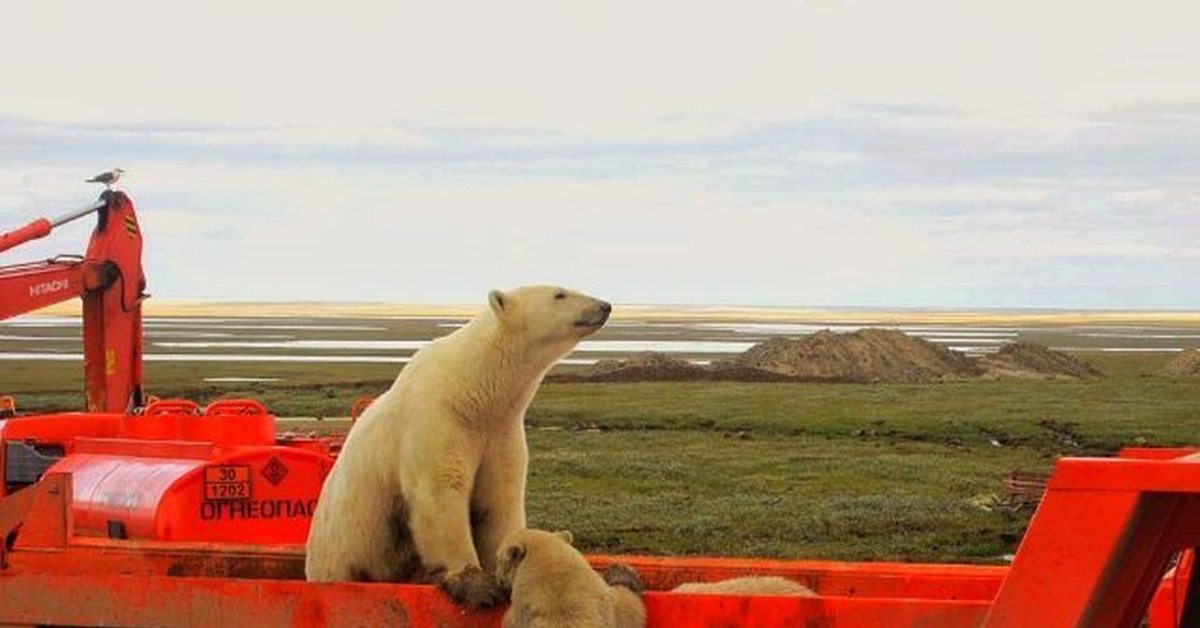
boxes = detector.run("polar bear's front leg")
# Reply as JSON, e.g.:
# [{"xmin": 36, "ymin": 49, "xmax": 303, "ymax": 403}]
[
  {"xmin": 406, "ymin": 463, "xmax": 507, "ymax": 608},
  {"xmin": 473, "ymin": 428, "xmax": 529, "ymax": 574}
]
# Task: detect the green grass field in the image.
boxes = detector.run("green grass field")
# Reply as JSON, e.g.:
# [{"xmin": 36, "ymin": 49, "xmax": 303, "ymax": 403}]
[{"xmin": 6, "ymin": 351, "xmax": 1199, "ymax": 563}]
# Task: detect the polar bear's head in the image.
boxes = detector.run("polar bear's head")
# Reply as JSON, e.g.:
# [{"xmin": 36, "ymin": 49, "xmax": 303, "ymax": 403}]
[
  {"xmin": 495, "ymin": 528, "xmax": 576, "ymax": 588},
  {"xmin": 487, "ymin": 285, "xmax": 611, "ymax": 362}
]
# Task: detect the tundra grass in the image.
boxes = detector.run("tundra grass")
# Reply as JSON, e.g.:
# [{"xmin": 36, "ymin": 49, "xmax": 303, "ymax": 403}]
[
  {"xmin": 3, "ymin": 352, "xmax": 1198, "ymax": 563},
  {"xmin": 523, "ymin": 429, "xmax": 1042, "ymax": 562}
]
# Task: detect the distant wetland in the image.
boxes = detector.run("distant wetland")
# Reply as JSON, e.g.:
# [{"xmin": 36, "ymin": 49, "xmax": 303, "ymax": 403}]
[{"xmin": 2, "ymin": 307, "xmax": 1198, "ymax": 563}]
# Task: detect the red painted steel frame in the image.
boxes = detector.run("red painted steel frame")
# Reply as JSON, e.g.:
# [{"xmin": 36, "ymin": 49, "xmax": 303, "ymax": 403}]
[
  {"xmin": 0, "ymin": 191, "xmax": 146, "ymax": 412},
  {"xmin": 0, "ymin": 475, "xmax": 1002, "ymax": 627},
  {"xmin": 0, "ymin": 450, "xmax": 1194, "ymax": 627},
  {"xmin": 983, "ymin": 448, "xmax": 1200, "ymax": 627},
  {"xmin": 0, "ymin": 258, "xmax": 86, "ymax": 319},
  {"xmin": 0, "ymin": 217, "xmax": 52, "ymax": 254},
  {"xmin": 0, "ymin": 400, "xmax": 333, "ymax": 544}
]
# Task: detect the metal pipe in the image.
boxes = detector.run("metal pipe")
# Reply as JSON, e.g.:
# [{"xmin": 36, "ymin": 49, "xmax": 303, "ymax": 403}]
[
  {"xmin": 0, "ymin": 218, "xmax": 52, "ymax": 254},
  {"xmin": 0, "ymin": 198, "xmax": 107, "ymax": 254},
  {"xmin": 50, "ymin": 199, "xmax": 107, "ymax": 228}
]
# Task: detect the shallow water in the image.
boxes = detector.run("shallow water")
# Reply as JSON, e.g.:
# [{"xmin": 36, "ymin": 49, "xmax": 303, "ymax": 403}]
[
  {"xmin": 204, "ymin": 377, "xmax": 283, "ymax": 383},
  {"xmin": 0, "ymin": 351, "xmax": 602, "ymax": 365},
  {"xmin": 1, "ymin": 315, "xmax": 1196, "ymax": 369}
]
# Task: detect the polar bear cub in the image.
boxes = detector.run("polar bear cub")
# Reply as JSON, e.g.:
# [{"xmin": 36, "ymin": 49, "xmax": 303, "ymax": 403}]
[
  {"xmin": 496, "ymin": 529, "xmax": 646, "ymax": 628},
  {"xmin": 305, "ymin": 286, "xmax": 611, "ymax": 608},
  {"xmin": 673, "ymin": 575, "xmax": 816, "ymax": 596}
]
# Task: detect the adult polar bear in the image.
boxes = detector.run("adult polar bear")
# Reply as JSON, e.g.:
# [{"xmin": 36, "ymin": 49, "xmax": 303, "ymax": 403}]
[{"xmin": 306, "ymin": 285, "xmax": 612, "ymax": 607}]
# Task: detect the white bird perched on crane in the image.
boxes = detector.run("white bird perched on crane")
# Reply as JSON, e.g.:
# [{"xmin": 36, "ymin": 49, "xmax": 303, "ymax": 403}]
[{"xmin": 86, "ymin": 168, "xmax": 125, "ymax": 189}]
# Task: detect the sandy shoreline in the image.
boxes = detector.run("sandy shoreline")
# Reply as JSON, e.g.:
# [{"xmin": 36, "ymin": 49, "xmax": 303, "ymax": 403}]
[{"xmin": 24, "ymin": 300, "xmax": 1200, "ymax": 327}]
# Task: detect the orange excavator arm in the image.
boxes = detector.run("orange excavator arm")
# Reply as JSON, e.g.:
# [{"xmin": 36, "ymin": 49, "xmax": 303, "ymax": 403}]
[{"xmin": 0, "ymin": 191, "xmax": 147, "ymax": 413}]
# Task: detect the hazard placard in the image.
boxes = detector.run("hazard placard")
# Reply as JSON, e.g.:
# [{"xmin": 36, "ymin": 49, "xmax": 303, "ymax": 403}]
[{"xmin": 204, "ymin": 465, "xmax": 252, "ymax": 500}]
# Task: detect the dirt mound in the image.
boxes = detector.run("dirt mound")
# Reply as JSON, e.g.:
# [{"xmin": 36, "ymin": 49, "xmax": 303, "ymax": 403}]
[
  {"xmin": 707, "ymin": 360, "xmax": 802, "ymax": 382},
  {"xmin": 549, "ymin": 331, "xmax": 1104, "ymax": 384},
  {"xmin": 977, "ymin": 342, "xmax": 1103, "ymax": 379},
  {"xmin": 732, "ymin": 329, "xmax": 981, "ymax": 383},
  {"xmin": 551, "ymin": 352, "xmax": 712, "ymax": 382},
  {"xmin": 1165, "ymin": 349, "xmax": 1200, "ymax": 376}
]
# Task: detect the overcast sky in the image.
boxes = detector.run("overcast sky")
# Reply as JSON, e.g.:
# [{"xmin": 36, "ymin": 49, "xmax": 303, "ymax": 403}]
[{"xmin": 1, "ymin": 0, "xmax": 1197, "ymax": 308}]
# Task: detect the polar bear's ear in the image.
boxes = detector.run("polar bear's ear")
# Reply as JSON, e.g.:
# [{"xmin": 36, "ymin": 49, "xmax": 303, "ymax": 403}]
[
  {"xmin": 505, "ymin": 542, "xmax": 526, "ymax": 565},
  {"xmin": 497, "ymin": 542, "xmax": 526, "ymax": 585},
  {"xmin": 554, "ymin": 530, "xmax": 575, "ymax": 545},
  {"xmin": 488, "ymin": 289, "xmax": 509, "ymax": 318}
]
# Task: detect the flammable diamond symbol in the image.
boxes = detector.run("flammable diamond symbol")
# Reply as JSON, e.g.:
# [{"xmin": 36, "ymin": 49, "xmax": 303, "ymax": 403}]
[{"xmin": 261, "ymin": 456, "xmax": 289, "ymax": 486}]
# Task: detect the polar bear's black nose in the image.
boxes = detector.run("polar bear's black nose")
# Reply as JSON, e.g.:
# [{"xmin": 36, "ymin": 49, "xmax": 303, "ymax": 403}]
[{"xmin": 599, "ymin": 301, "xmax": 612, "ymax": 316}]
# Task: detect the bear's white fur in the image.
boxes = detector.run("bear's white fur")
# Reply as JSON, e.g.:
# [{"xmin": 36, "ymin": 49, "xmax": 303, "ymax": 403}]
[
  {"xmin": 672, "ymin": 575, "xmax": 816, "ymax": 596},
  {"xmin": 496, "ymin": 529, "xmax": 646, "ymax": 628},
  {"xmin": 305, "ymin": 286, "xmax": 611, "ymax": 608}
]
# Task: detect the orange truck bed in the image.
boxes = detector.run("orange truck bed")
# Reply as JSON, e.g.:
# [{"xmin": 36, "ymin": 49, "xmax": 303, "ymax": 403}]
[{"xmin": 0, "ymin": 403, "xmax": 1196, "ymax": 626}]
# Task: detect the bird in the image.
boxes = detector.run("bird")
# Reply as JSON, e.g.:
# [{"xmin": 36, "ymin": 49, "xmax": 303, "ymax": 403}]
[{"xmin": 86, "ymin": 168, "xmax": 125, "ymax": 189}]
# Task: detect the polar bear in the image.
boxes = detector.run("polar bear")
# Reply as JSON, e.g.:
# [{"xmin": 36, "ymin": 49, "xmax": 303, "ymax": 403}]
[
  {"xmin": 305, "ymin": 286, "xmax": 611, "ymax": 608},
  {"xmin": 496, "ymin": 529, "xmax": 646, "ymax": 628},
  {"xmin": 672, "ymin": 575, "xmax": 815, "ymax": 596}
]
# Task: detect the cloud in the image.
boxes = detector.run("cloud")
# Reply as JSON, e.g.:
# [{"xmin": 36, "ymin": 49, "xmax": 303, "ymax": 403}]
[
  {"xmin": 4, "ymin": 1, "xmax": 1199, "ymax": 130},
  {"xmin": 0, "ymin": 1, "xmax": 1197, "ymax": 307}
]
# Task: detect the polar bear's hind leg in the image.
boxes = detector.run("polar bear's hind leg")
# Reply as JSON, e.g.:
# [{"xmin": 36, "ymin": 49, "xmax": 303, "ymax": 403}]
[{"xmin": 384, "ymin": 495, "xmax": 430, "ymax": 582}]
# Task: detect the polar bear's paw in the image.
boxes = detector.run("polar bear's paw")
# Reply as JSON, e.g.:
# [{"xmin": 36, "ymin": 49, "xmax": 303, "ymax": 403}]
[
  {"xmin": 439, "ymin": 566, "xmax": 508, "ymax": 608},
  {"xmin": 603, "ymin": 563, "xmax": 646, "ymax": 594}
]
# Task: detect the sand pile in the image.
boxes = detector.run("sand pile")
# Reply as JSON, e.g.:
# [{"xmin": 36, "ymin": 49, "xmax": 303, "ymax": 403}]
[
  {"xmin": 552, "ymin": 352, "xmax": 712, "ymax": 382},
  {"xmin": 1164, "ymin": 349, "xmax": 1200, "ymax": 376},
  {"xmin": 977, "ymin": 342, "xmax": 1103, "ymax": 379},
  {"xmin": 707, "ymin": 360, "xmax": 801, "ymax": 382},
  {"xmin": 550, "ymin": 330, "xmax": 1104, "ymax": 384},
  {"xmin": 731, "ymin": 329, "xmax": 981, "ymax": 383}
]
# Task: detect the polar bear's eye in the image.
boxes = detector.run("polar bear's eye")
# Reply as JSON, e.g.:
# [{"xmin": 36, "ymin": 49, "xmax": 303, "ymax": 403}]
[{"xmin": 554, "ymin": 291, "xmax": 566, "ymax": 300}]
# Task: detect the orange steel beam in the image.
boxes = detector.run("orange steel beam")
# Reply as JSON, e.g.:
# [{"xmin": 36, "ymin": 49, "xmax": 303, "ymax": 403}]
[
  {"xmin": 984, "ymin": 452, "xmax": 1200, "ymax": 627},
  {"xmin": 80, "ymin": 192, "xmax": 146, "ymax": 413},
  {"xmin": 0, "ymin": 192, "xmax": 147, "ymax": 413},
  {"xmin": 0, "ymin": 572, "xmax": 998, "ymax": 628},
  {"xmin": 2, "ymin": 453, "xmax": 1199, "ymax": 627},
  {"xmin": 0, "ymin": 476, "xmax": 1007, "ymax": 627},
  {"xmin": 0, "ymin": 573, "xmax": 500, "ymax": 628},
  {"xmin": 0, "ymin": 217, "xmax": 52, "ymax": 254},
  {"xmin": 4, "ymin": 541, "xmax": 1009, "ymax": 600},
  {"xmin": 1119, "ymin": 447, "xmax": 1200, "ymax": 460},
  {"xmin": 0, "ymin": 543, "xmax": 1006, "ymax": 627}
]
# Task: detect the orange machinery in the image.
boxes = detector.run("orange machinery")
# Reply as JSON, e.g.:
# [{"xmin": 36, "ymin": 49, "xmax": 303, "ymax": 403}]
[
  {"xmin": 1, "ymin": 191, "xmax": 146, "ymax": 413},
  {"xmin": 1, "ymin": 193, "xmax": 331, "ymax": 545},
  {"xmin": 1, "ymin": 399, "xmax": 332, "ymax": 544},
  {"xmin": 2, "ymin": 193, "xmax": 1200, "ymax": 626}
]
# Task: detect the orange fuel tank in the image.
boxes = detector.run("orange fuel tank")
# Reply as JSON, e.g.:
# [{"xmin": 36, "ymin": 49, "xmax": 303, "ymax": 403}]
[
  {"xmin": 1, "ymin": 399, "xmax": 335, "ymax": 544},
  {"xmin": 46, "ymin": 438, "xmax": 332, "ymax": 543}
]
